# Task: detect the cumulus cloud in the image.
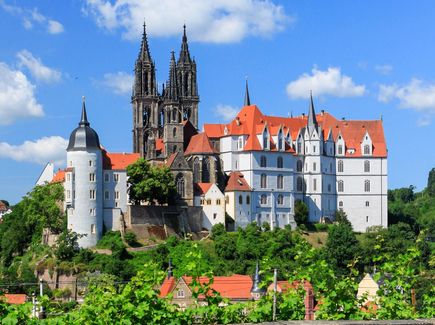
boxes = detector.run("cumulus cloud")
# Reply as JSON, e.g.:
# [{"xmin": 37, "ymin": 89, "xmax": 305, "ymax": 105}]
[
  {"xmin": 0, "ymin": 136, "xmax": 68, "ymax": 165},
  {"xmin": 83, "ymin": 0, "xmax": 293, "ymax": 43},
  {"xmin": 214, "ymin": 104, "xmax": 238, "ymax": 122},
  {"xmin": 99, "ymin": 71, "xmax": 133, "ymax": 95},
  {"xmin": 0, "ymin": 62, "xmax": 44, "ymax": 125},
  {"xmin": 0, "ymin": 2, "xmax": 64, "ymax": 34},
  {"xmin": 17, "ymin": 50, "xmax": 61, "ymax": 83},
  {"xmin": 375, "ymin": 64, "xmax": 393, "ymax": 75},
  {"xmin": 47, "ymin": 19, "xmax": 64, "ymax": 34},
  {"xmin": 378, "ymin": 79, "xmax": 435, "ymax": 113},
  {"xmin": 286, "ymin": 67, "xmax": 366, "ymax": 99}
]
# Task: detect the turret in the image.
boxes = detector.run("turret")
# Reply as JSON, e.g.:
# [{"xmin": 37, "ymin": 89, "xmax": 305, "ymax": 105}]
[
  {"xmin": 66, "ymin": 97, "xmax": 103, "ymax": 248},
  {"xmin": 251, "ymin": 261, "xmax": 266, "ymax": 300}
]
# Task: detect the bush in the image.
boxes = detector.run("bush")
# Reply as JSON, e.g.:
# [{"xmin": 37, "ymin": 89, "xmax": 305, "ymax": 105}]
[
  {"xmin": 124, "ymin": 231, "xmax": 140, "ymax": 247},
  {"xmin": 314, "ymin": 223, "xmax": 328, "ymax": 232},
  {"xmin": 96, "ymin": 231, "xmax": 124, "ymax": 249}
]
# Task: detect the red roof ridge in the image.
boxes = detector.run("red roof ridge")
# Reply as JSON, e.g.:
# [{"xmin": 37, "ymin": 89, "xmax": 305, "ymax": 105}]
[
  {"xmin": 225, "ymin": 172, "xmax": 251, "ymax": 192},
  {"xmin": 185, "ymin": 132, "xmax": 218, "ymax": 155}
]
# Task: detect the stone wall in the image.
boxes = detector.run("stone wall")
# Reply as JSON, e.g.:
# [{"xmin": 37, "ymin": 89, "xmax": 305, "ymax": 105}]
[{"xmin": 127, "ymin": 205, "xmax": 204, "ymax": 240}]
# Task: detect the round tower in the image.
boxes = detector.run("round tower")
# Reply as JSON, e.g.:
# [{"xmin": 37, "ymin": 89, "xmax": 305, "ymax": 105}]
[{"xmin": 66, "ymin": 97, "xmax": 103, "ymax": 248}]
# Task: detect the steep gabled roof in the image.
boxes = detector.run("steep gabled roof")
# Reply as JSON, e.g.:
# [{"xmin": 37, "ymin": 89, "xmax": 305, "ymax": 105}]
[
  {"xmin": 51, "ymin": 169, "xmax": 66, "ymax": 183},
  {"xmin": 185, "ymin": 133, "xmax": 217, "ymax": 155},
  {"xmin": 194, "ymin": 182, "xmax": 213, "ymax": 195},
  {"xmin": 225, "ymin": 172, "xmax": 251, "ymax": 192}
]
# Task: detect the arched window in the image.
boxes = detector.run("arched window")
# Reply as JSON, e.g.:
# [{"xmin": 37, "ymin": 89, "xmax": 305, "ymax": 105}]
[
  {"xmin": 176, "ymin": 174, "xmax": 185, "ymax": 197},
  {"xmin": 260, "ymin": 174, "xmax": 267, "ymax": 188},
  {"xmin": 277, "ymin": 174, "xmax": 283, "ymax": 189},
  {"xmin": 364, "ymin": 180, "xmax": 370, "ymax": 192},
  {"xmin": 338, "ymin": 160, "xmax": 343, "ymax": 173},
  {"xmin": 260, "ymin": 156, "xmax": 267, "ymax": 168},
  {"xmin": 239, "ymin": 195, "xmax": 243, "ymax": 204},
  {"xmin": 296, "ymin": 160, "xmax": 303, "ymax": 172},
  {"xmin": 193, "ymin": 158, "xmax": 200, "ymax": 183},
  {"xmin": 364, "ymin": 145, "xmax": 370, "ymax": 155},
  {"xmin": 297, "ymin": 177, "xmax": 303, "ymax": 192},
  {"xmin": 339, "ymin": 201, "xmax": 343, "ymax": 207},
  {"xmin": 338, "ymin": 180, "xmax": 344, "ymax": 192},
  {"xmin": 277, "ymin": 130, "xmax": 283, "ymax": 150},
  {"xmin": 277, "ymin": 156, "xmax": 283, "ymax": 169},
  {"xmin": 260, "ymin": 194, "xmax": 267, "ymax": 205},
  {"xmin": 202, "ymin": 158, "xmax": 210, "ymax": 183},
  {"xmin": 277, "ymin": 194, "xmax": 284, "ymax": 205},
  {"xmin": 173, "ymin": 127, "xmax": 177, "ymax": 137},
  {"xmin": 246, "ymin": 195, "xmax": 250, "ymax": 205},
  {"xmin": 364, "ymin": 160, "xmax": 370, "ymax": 173}
]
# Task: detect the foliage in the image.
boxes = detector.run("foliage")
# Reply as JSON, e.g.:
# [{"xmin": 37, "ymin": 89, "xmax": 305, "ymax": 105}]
[
  {"xmin": 95, "ymin": 231, "xmax": 124, "ymax": 249},
  {"xmin": 54, "ymin": 230, "xmax": 81, "ymax": 261},
  {"xmin": 428, "ymin": 167, "xmax": 435, "ymax": 196},
  {"xmin": 334, "ymin": 210, "xmax": 351, "ymax": 226},
  {"xmin": 126, "ymin": 158, "xmax": 176, "ymax": 205},
  {"xmin": 294, "ymin": 200, "xmax": 308, "ymax": 225},
  {"xmin": 325, "ymin": 222, "xmax": 360, "ymax": 276}
]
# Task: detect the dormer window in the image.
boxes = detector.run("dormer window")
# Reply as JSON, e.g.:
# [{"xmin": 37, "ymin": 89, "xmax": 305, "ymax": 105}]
[
  {"xmin": 364, "ymin": 145, "xmax": 370, "ymax": 155},
  {"xmin": 263, "ymin": 128, "xmax": 269, "ymax": 150},
  {"xmin": 238, "ymin": 136, "xmax": 244, "ymax": 150},
  {"xmin": 277, "ymin": 129, "xmax": 284, "ymax": 151},
  {"xmin": 338, "ymin": 145, "xmax": 343, "ymax": 155}
]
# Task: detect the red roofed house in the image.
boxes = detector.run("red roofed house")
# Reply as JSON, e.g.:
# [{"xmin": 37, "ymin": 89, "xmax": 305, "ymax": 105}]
[{"xmin": 0, "ymin": 294, "xmax": 27, "ymax": 305}]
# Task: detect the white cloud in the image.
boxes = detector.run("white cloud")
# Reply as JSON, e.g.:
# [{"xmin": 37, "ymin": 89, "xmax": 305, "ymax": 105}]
[
  {"xmin": 17, "ymin": 50, "xmax": 61, "ymax": 83},
  {"xmin": 83, "ymin": 0, "xmax": 293, "ymax": 43},
  {"xmin": 286, "ymin": 67, "xmax": 366, "ymax": 99},
  {"xmin": 0, "ymin": 62, "xmax": 44, "ymax": 125},
  {"xmin": 214, "ymin": 104, "xmax": 238, "ymax": 122},
  {"xmin": 0, "ymin": 2, "xmax": 64, "ymax": 34},
  {"xmin": 0, "ymin": 136, "xmax": 68, "ymax": 165},
  {"xmin": 378, "ymin": 79, "xmax": 435, "ymax": 113},
  {"xmin": 375, "ymin": 64, "xmax": 393, "ymax": 75},
  {"xmin": 99, "ymin": 72, "xmax": 134, "ymax": 95},
  {"xmin": 47, "ymin": 19, "xmax": 64, "ymax": 34}
]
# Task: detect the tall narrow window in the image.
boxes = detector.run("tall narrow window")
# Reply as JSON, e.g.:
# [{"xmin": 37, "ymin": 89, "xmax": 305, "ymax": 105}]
[
  {"xmin": 277, "ymin": 194, "xmax": 284, "ymax": 205},
  {"xmin": 364, "ymin": 180, "xmax": 370, "ymax": 192},
  {"xmin": 115, "ymin": 191, "xmax": 120, "ymax": 200},
  {"xmin": 339, "ymin": 201, "xmax": 343, "ymax": 207},
  {"xmin": 313, "ymin": 162, "xmax": 317, "ymax": 171},
  {"xmin": 89, "ymin": 173, "xmax": 95, "ymax": 182},
  {"xmin": 202, "ymin": 158, "xmax": 210, "ymax": 183},
  {"xmin": 364, "ymin": 160, "xmax": 370, "ymax": 173},
  {"xmin": 114, "ymin": 173, "xmax": 119, "ymax": 182},
  {"xmin": 260, "ymin": 174, "xmax": 267, "ymax": 188},
  {"xmin": 338, "ymin": 160, "xmax": 344, "ymax": 173},
  {"xmin": 246, "ymin": 195, "xmax": 250, "ymax": 205},
  {"xmin": 297, "ymin": 177, "xmax": 303, "ymax": 191},
  {"xmin": 176, "ymin": 174, "xmax": 185, "ymax": 197},
  {"xmin": 338, "ymin": 180, "xmax": 344, "ymax": 192},
  {"xmin": 173, "ymin": 127, "xmax": 177, "ymax": 137},
  {"xmin": 193, "ymin": 158, "xmax": 200, "ymax": 183},
  {"xmin": 338, "ymin": 145, "xmax": 343, "ymax": 155},
  {"xmin": 313, "ymin": 178, "xmax": 317, "ymax": 191},
  {"xmin": 277, "ymin": 156, "xmax": 283, "ymax": 168},
  {"xmin": 277, "ymin": 175, "xmax": 283, "ymax": 189},
  {"xmin": 365, "ymin": 201, "xmax": 370, "ymax": 207},
  {"xmin": 263, "ymin": 132, "xmax": 269, "ymax": 149},
  {"xmin": 239, "ymin": 195, "xmax": 243, "ymax": 204},
  {"xmin": 90, "ymin": 190, "xmax": 96, "ymax": 200},
  {"xmin": 296, "ymin": 160, "xmax": 303, "ymax": 172},
  {"xmin": 104, "ymin": 191, "xmax": 109, "ymax": 200},
  {"xmin": 297, "ymin": 142, "xmax": 302, "ymax": 154},
  {"xmin": 364, "ymin": 145, "xmax": 370, "ymax": 155},
  {"xmin": 260, "ymin": 156, "xmax": 267, "ymax": 168}
]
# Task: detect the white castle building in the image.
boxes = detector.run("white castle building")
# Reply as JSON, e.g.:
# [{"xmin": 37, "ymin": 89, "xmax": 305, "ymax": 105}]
[{"xmin": 48, "ymin": 27, "xmax": 388, "ymax": 248}]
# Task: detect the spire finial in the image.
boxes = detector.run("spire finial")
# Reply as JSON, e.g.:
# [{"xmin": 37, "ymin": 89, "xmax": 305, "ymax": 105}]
[
  {"xmin": 251, "ymin": 260, "xmax": 266, "ymax": 295},
  {"xmin": 244, "ymin": 77, "xmax": 251, "ymax": 106},
  {"xmin": 307, "ymin": 90, "xmax": 318, "ymax": 132},
  {"xmin": 80, "ymin": 96, "xmax": 89, "ymax": 127}
]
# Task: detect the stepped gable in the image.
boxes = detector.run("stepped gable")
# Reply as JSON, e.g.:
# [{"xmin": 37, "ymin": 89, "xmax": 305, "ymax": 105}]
[
  {"xmin": 102, "ymin": 152, "xmax": 140, "ymax": 170},
  {"xmin": 225, "ymin": 172, "xmax": 251, "ymax": 192},
  {"xmin": 194, "ymin": 182, "xmax": 212, "ymax": 195},
  {"xmin": 184, "ymin": 132, "xmax": 217, "ymax": 155}
]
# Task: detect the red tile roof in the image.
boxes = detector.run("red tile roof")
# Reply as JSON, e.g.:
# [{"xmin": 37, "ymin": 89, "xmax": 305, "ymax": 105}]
[
  {"xmin": 194, "ymin": 183, "xmax": 213, "ymax": 195},
  {"xmin": 1, "ymin": 294, "xmax": 27, "ymax": 304},
  {"xmin": 103, "ymin": 152, "xmax": 140, "ymax": 170},
  {"xmin": 203, "ymin": 104, "xmax": 387, "ymax": 158},
  {"xmin": 225, "ymin": 172, "xmax": 251, "ymax": 192},
  {"xmin": 165, "ymin": 152, "xmax": 178, "ymax": 168},
  {"xmin": 184, "ymin": 133, "xmax": 217, "ymax": 155},
  {"xmin": 160, "ymin": 275, "xmax": 253, "ymax": 300},
  {"xmin": 273, "ymin": 280, "xmax": 313, "ymax": 293},
  {"xmin": 51, "ymin": 169, "xmax": 65, "ymax": 183}
]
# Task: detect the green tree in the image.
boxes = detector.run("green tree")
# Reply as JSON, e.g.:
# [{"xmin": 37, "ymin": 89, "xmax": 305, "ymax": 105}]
[
  {"xmin": 324, "ymin": 222, "xmax": 360, "ymax": 276},
  {"xmin": 294, "ymin": 200, "xmax": 308, "ymax": 225},
  {"xmin": 427, "ymin": 167, "xmax": 435, "ymax": 196},
  {"xmin": 334, "ymin": 209, "xmax": 351, "ymax": 226},
  {"xmin": 55, "ymin": 230, "xmax": 81, "ymax": 261},
  {"xmin": 126, "ymin": 158, "xmax": 176, "ymax": 205}
]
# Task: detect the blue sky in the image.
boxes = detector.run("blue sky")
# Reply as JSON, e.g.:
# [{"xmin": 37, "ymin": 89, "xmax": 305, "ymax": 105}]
[{"xmin": 0, "ymin": 0, "xmax": 434, "ymax": 204}]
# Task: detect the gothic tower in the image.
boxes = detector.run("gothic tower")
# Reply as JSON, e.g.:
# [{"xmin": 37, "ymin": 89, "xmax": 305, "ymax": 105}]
[
  {"xmin": 163, "ymin": 51, "xmax": 184, "ymax": 156},
  {"xmin": 132, "ymin": 23, "xmax": 160, "ymax": 157},
  {"xmin": 177, "ymin": 25, "xmax": 199, "ymax": 129}
]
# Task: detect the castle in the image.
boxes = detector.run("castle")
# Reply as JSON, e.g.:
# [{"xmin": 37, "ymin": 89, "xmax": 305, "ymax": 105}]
[{"xmin": 52, "ymin": 24, "xmax": 388, "ymax": 248}]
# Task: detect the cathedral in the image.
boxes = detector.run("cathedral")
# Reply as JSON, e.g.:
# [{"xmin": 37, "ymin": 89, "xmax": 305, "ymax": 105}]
[{"xmin": 47, "ymin": 23, "xmax": 388, "ymax": 248}]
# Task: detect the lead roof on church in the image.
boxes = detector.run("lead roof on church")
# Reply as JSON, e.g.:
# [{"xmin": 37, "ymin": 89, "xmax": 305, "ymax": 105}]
[{"xmin": 67, "ymin": 100, "xmax": 101, "ymax": 152}]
